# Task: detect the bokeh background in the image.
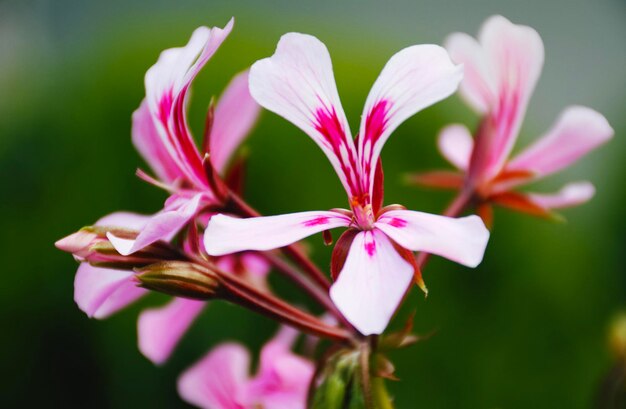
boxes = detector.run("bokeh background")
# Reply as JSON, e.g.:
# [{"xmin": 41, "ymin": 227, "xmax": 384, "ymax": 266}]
[{"xmin": 1, "ymin": 0, "xmax": 625, "ymax": 407}]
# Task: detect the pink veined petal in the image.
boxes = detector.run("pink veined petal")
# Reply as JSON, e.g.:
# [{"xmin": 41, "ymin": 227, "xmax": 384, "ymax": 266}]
[
  {"xmin": 108, "ymin": 193, "xmax": 206, "ymax": 256},
  {"xmin": 238, "ymin": 327, "xmax": 313, "ymax": 409},
  {"xmin": 437, "ymin": 124, "xmax": 474, "ymax": 171},
  {"xmin": 478, "ymin": 15, "xmax": 545, "ymax": 178},
  {"xmin": 527, "ymin": 181, "xmax": 595, "ymax": 209},
  {"xmin": 249, "ymin": 33, "xmax": 361, "ymax": 198},
  {"xmin": 357, "ymin": 44, "xmax": 463, "ymax": 196},
  {"xmin": 144, "ymin": 20, "xmax": 234, "ymax": 189},
  {"xmin": 507, "ymin": 106, "xmax": 614, "ymax": 177},
  {"xmin": 210, "ymin": 70, "xmax": 261, "ymax": 173},
  {"xmin": 329, "ymin": 230, "xmax": 414, "ymax": 335},
  {"xmin": 375, "ymin": 209, "xmax": 489, "ymax": 268},
  {"xmin": 74, "ymin": 264, "xmax": 148, "ymax": 319},
  {"xmin": 132, "ymin": 99, "xmax": 184, "ymax": 183},
  {"xmin": 445, "ymin": 31, "xmax": 496, "ymax": 113},
  {"xmin": 204, "ymin": 211, "xmax": 351, "ymax": 256},
  {"xmin": 178, "ymin": 343, "xmax": 250, "ymax": 409},
  {"xmin": 138, "ymin": 298, "xmax": 206, "ymax": 365}
]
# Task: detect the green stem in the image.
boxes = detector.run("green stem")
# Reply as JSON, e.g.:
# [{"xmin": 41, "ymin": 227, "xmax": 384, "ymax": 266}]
[{"xmin": 371, "ymin": 377, "xmax": 394, "ymax": 409}]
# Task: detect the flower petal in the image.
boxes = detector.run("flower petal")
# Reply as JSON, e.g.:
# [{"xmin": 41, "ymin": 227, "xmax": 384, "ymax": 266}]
[
  {"xmin": 448, "ymin": 16, "xmax": 544, "ymax": 178},
  {"xmin": 108, "ymin": 193, "xmax": 206, "ymax": 255},
  {"xmin": 138, "ymin": 298, "xmax": 206, "ymax": 365},
  {"xmin": 144, "ymin": 20, "xmax": 234, "ymax": 188},
  {"xmin": 240, "ymin": 327, "xmax": 313, "ymax": 409},
  {"xmin": 178, "ymin": 343, "xmax": 250, "ymax": 409},
  {"xmin": 508, "ymin": 106, "xmax": 613, "ymax": 177},
  {"xmin": 249, "ymin": 33, "xmax": 360, "ymax": 198},
  {"xmin": 209, "ymin": 70, "xmax": 261, "ymax": 173},
  {"xmin": 358, "ymin": 44, "xmax": 462, "ymax": 196},
  {"xmin": 132, "ymin": 99, "xmax": 183, "ymax": 183},
  {"xmin": 437, "ymin": 124, "xmax": 474, "ymax": 170},
  {"xmin": 329, "ymin": 230, "xmax": 414, "ymax": 335},
  {"xmin": 375, "ymin": 209, "xmax": 489, "ymax": 268},
  {"xmin": 527, "ymin": 181, "xmax": 595, "ymax": 209},
  {"xmin": 74, "ymin": 264, "xmax": 147, "ymax": 319},
  {"xmin": 204, "ymin": 211, "xmax": 351, "ymax": 256}
]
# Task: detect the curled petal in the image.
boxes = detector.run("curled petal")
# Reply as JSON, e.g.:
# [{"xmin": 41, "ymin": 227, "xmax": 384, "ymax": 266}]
[
  {"xmin": 144, "ymin": 21, "xmax": 234, "ymax": 188},
  {"xmin": 178, "ymin": 343, "xmax": 250, "ymax": 409},
  {"xmin": 358, "ymin": 44, "xmax": 463, "ymax": 196},
  {"xmin": 437, "ymin": 124, "xmax": 474, "ymax": 171},
  {"xmin": 508, "ymin": 106, "xmax": 613, "ymax": 177},
  {"xmin": 138, "ymin": 298, "xmax": 206, "ymax": 365},
  {"xmin": 527, "ymin": 181, "xmax": 595, "ymax": 209},
  {"xmin": 329, "ymin": 229, "xmax": 414, "ymax": 335},
  {"xmin": 74, "ymin": 264, "xmax": 147, "ymax": 319},
  {"xmin": 249, "ymin": 33, "xmax": 360, "ymax": 198},
  {"xmin": 132, "ymin": 99, "xmax": 183, "ymax": 183},
  {"xmin": 210, "ymin": 70, "xmax": 261, "ymax": 173},
  {"xmin": 375, "ymin": 209, "xmax": 489, "ymax": 268},
  {"xmin": 108, "ymin": 193, "xmax": 206, "ymax": 255},
  {"xmin": 204, "ymin": 211, "xmax": 351, "ymax": 256}
]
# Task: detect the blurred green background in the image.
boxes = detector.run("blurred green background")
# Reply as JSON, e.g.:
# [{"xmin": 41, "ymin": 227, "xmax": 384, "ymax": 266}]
[{"xmin": 1, "ymin": 0, "xmax": 624, "ymax": 407}]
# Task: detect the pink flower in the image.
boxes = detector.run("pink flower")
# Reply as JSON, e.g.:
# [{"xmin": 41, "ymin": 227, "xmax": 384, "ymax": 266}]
[
  {"xmin": 58, "ymin": 21, "xmax": 268, "ymax": 365},
  {"xmin": 178, "ymin": 327, "xmax": 314, "ymax": 409},
  {"xmin": 204, "ymin": 33, "xmax": 490, "ymax": 335},
  {"xmin": 414, "ymin": 16, "xmax": 613, "ymax": 221}
]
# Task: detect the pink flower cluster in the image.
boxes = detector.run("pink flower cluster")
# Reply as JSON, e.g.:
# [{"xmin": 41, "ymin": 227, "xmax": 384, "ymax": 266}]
[{"xmin": 56, "ymin": 15, "xmax": 612, "ymax": 409}]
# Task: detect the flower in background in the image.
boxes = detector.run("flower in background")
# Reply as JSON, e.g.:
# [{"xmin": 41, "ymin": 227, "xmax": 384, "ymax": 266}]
[
  {"xmin": 56, "ymin": 20, "xmax": 269, "ymax": 365},
  {"xmin": 178, "ymin": 327, "xmax": 314, "ymax": 409},
  {"xmin": 204, "ymin": 33, "xmax": 489, "ymax": 335},
  {"xmin": 409, "ymin": 15, "xmax": 613, "ymax": 225}
]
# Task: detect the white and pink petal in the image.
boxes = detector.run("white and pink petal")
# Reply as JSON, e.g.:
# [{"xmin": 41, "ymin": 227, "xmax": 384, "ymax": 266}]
[
  {"xmin": 437, "ymin": 124, "xmax": 474, "ymax": 171},
  {"xmin": 249, "ymin": 33, "xmax": 361, "ymax": 198},
  {"xmin": 204, "ymin": 211, "xmax": 351, "ymax": 256},
  {"xmin": 527, "ymin": 181, "xmax": 595, "ymax": 209},
  {"xmin": 507, "ymin": 106, "xmax": 613, "ymax": 177},
  {"xmin": 375, "ymin": 209, "xmax": 489, "ymax": 268},
  {"xmin": 329, "ymin": 229, "xmax": 414, "ymax": 335}
]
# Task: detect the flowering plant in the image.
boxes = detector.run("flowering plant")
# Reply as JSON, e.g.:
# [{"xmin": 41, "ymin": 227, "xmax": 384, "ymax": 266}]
[{"xmin": 56, "ymin": 15, "xmax": 612, "ymax": 408}]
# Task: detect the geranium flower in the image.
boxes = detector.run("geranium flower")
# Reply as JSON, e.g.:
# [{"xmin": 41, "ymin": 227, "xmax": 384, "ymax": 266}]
[
  {"xmin": 178, "ymin": 327, "xmax": 314, "ymax": 409},
  {"xmin": 56, "ymin": 20, "xmax": 267, "ymax": 364},
  {"xmin": 409, "ymin": 16, "xmax": 613, "ymax": 223},
  {"xmin": 204, "ymin": 33, "xmax": 489, "ymax": 335}
]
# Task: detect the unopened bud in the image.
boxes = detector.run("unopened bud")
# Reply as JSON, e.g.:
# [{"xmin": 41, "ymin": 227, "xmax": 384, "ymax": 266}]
[{"xmin": 136, "ymin": 261, "xmax": 221, "ymax": 300}]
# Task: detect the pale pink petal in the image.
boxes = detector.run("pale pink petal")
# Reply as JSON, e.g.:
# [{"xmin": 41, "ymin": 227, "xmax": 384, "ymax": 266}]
[
  {"xmin": 375, "ymin": 209, "xmax": 489, "ymax": 268},
  {"xmin": 358, "ymin": 44, "xmax": 462, "ymax": 195},
  {"xmin": 108, "ymin": 193, "xmax": 206, "ymax": 255},
  {"xmin": 138, "ymin": 298, "xmax": 206, "ymax": 365},
  {"xmin": 210, "ymin": 70, "xmax": 261, "ymax": 173},
  {"xmin": 241, "ymin": 253, "xmax": 271, "ymax": 278},
  {"xmin": 445, "ymin": 32, "xmax": 496, "ymax": 113},
  {"xmin": 437, "ymin": 124, "xmax": 474, "ymax": 171},
  {"xmin": 527, "ymin": 181, "xmax": 595, "ymax": 209},
  {"xmin": 144, "ymin": 20, "xmax": 234, "ymax": 188},
  {"xmin": 204, "ymin": 211, "xmax": 351, "ymax": 256},
  {"xmin": 508, "ymin": 106, "xmax": 613, "ymax": 176},
  {"xmin": 178, "ymin": 343, "xmax": 250, "ymax": 409},
  {"xmin": 95, "ymin": 211, "xmax": 151, "ymax": 230},
  {"xmin": 478, "ymin": 15, "xmax": 544, "ymax": 177},
  {"xmin": 329, "ymin": 230, "xmax": 414, "ymax": 335},
  {"xmin": 249, "ymin": 33, "xmax": 361, "ymax": 198},
  {"xmin": 132, "ymin": 99, "xmax": 183, "ymax": 183},
  {"xmin": 239, "ymin": 327, "xmax": 313, "ymax": 409},
  {"xmin": 74, "ymin": 264, "xmax": 147, "ymax": 319}
]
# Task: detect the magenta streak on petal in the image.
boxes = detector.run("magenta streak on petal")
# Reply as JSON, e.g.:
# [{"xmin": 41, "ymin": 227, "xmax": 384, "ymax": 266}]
[
  {"xmin": 365, "ymin": 237, "xmax": 376, "ymax": 257},
  {"xmin": 313, "ymin": 106, "xmax": 360, "ymax": 198},
  {"xmin": 388, "ymin": 217, "xmax": 407, "ymax": 228},
  {"xmin": 303, "ymin": 216, "xmax": 330, "ymax": 227},
  {"xmin": 360, "ymin": 100, "xmax": 390, "ymax": 195}
]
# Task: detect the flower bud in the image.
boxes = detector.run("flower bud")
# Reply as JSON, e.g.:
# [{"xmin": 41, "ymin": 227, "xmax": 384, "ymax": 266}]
[{"xmin": 136, "ymin": 261, "xmax": 221, "ymax": 300}]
